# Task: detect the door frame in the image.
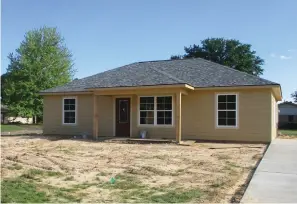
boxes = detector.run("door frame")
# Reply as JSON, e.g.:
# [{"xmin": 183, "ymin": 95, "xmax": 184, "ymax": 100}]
[{"xmin": 113, "ymin": 96, "xmax": 132, "ymax": 137}]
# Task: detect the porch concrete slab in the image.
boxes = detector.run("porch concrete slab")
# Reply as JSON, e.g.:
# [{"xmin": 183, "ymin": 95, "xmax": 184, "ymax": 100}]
[{"xmin": 241, "ymin": 139, "xmax": 297, "ymax": 203}]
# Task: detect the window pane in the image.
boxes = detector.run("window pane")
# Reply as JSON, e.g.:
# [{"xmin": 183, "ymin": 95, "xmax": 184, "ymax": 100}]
[
  {"xmin": 69, "ymin": 117, "xmax": 75, "ymax": 124},
  {"xmin": 157, "ymin": 97, "xmax": 165, "ymax": 103},
  {"xmin": 64, "ymin": 105, "xmax": 69, "ymax": 110},
  {"xmin": 218, "ymin": 119, "xmax": 226, "ymax": 125},
  {"xmin": 140, "ymin": 117, "xmax": 154, "ymax": 124},
  {"xmin": 69, "ymin": 99, "xmax": 75, "ymax": 105},
  {"xmin": 227, "ymin": 95, "xmax": 236, "ymax": 102},
  {"xmin": 227, "ymin": 103, "xmax": 236, "ymax": 110},
  {"xmin": 140, "ymin": 97, "xmax": 154, "ymax": 103},
  {"xmin": 227, "ymin": 111, "xmax": 236, "ymax": 118},
  {"xmin": 157, "ymin": 96, "xmax": 172, "ymax": 110},
  {"xmin": 164, "ymin": 103, "xmax": 172, "ymax": 110},
  {"xmin": 165, "ymin": 118, "xmax": 172, "ymax": 124},
  {"xmin": 218, "ymin": 95, "xmax": 226, "ymax": 102},
  {"xmin": 64, "ymin": 99, "xmax": 70, "ymax": 104},
  {"xmin": 157, "ymin": 111, "xmax": 165, "ymax": 118},
  {"xmin": 140, "ymin": 111, "xmax": 147, "ymax": 117},
  {"xmin": 218, "ymin": 111, "xmax": 227, "ymax": 118},
  {"xmin": 157, "ymin": 104, "xmax": 165, "ymax": 110},
  {"xmin": 146, "ymin": 104, "xmax": 154, "ymax": 110},
  {"xmin": 64, "ymin": 117, "xmax": 69, "ymax": 123},
  {"xmin": 218, "ymin": 103, "xmax": 226, "ymax": 110},
  {"xmin": 157, "ymin": 118, "xmax": 164, "ymax": 125},
  {"xmin": 165, "ymin": 96, "xmax": 172, "ymax": 103},
  {"xmin": 227, "ymin": 118, "xmax": 236, "ymax": 126},
  {"xmin": 165, "ymin": 111, "xmax": 172, "ymax": 117}
]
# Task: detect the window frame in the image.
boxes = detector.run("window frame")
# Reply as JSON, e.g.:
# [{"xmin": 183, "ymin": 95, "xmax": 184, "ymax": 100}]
[
  {"xmin": 138, "ymin": 95, "xmax": 174, "ymax": 127},
  {"xmin": 215, "ymin": 93, "xmax": 238, "ymax": 129},
  {"xmin": 62, "ymin": 96, "xmax": 77, "ymax": 125}
]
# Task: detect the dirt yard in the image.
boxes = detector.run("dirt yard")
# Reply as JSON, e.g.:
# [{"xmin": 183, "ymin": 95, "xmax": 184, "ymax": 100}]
[{"xmin": 1, "ymin": 136, "xmax": 266, "ymax": 203}]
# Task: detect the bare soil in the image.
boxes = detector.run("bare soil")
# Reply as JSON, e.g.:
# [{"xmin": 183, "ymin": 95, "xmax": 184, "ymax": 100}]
[{"xmin": 1, "ymin": 135, "xmax": 266, "ymax": 203}]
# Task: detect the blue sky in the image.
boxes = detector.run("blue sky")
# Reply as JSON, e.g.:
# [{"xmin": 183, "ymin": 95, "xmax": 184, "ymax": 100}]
[{"xmin": 2, "ymin": 0, "xmax": 297, "ymax": 101}]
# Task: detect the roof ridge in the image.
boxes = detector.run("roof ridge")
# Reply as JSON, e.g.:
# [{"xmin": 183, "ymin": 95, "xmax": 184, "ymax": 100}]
[
  {"xmin": 197, "ymin": 58, "xmax": 278, "ymax": 84},
  {"xmin": 137, "ymin": 58, "xmax": 195, "ymax": 63},
  {"xmin": 149, "ymin": 66, "xmax": 185, "ymax": 84}
]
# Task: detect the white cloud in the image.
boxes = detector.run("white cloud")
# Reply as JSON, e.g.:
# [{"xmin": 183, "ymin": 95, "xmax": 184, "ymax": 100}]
[
  {"xmin": 280, "ymin": 55, "xmax": 292, "ymax": 60},
  {"xmin": 288, "ymin": 49, "xmax": 296, "ymax": 52}
]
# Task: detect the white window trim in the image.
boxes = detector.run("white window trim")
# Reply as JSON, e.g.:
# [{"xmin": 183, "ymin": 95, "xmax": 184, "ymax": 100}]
[
  {"xmin": 138, "ymin": 95, "xmax": 174, "ymax": 127},
  {"xmin": 215, "ymin": 93, "xmax": 239, "ymax": 129},
  {"xmin": 62, "ymin": 96, "xmax": 77, "ymax": 125}
]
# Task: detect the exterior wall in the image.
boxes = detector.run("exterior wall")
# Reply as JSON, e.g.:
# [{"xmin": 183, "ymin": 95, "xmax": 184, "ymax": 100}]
[
  {"xmin": 97, "ymin": 96, "xmax": 114, "ymax": 136},
  {"xmin": 43, "ymin": 95, "xmax": 93, "ymax": 135},
  {"xmin": 43, "ymin": 88, "xmax": 274, "ymax": 142},
  {"xmin": 181, "ymin": 89, "xmax": 272, "ymax": 142}
]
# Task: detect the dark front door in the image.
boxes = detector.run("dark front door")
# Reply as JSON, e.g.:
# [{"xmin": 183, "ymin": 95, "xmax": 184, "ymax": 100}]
[{"xmin": 116, "ymin": 98, "xmax": 130, "ymax": 137}]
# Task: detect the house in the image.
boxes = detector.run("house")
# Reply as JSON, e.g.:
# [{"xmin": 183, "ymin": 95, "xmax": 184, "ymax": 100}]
[
  {"xmin": 40, "ymin": 58, "xmax": 282, "ymax": 143},
  {"xmin": 278, "ymin": 102, "xmax": 297, "ymax": 129},
  {"xmin": 1, "ymin": 104, "xmax": 33, "ymax": 124}
]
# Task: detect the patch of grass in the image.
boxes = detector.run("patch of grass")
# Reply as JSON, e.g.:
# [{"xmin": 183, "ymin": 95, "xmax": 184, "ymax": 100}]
[
  {"xmin": 226, "ymin": 161, "xmax": 241, "ymax": 168},
  {"xmin": 64, "ymin": 176, "xmax": 74, "ymax": 181},
  {"xmin": 72, "ymin": 182, "xmax": 97, "ymax": 190},
  {"xmin": 217, "ymin": 154, "xmax": 232, "ymax": 160},
  {"xmin": 1, "ymin": 124, "xmax": 24, "ymax": 132},
  {"xmin": 1, "ymin": 178, "xmax": 49, "ymax": 203},
  {"xmin": 7, "ymin": 163, "xmax": 23, "ymax": 170},
  {"xmin": 20, "ymin": 169, "xmax": 63, "ymax": 180},
  {"xmin": 279, "ymin": 129, "xmax": 297, "ymax": 136},
  {"xmin": 148, "ymin": 189, "xmax": 202, "ymax": 203},
  {"xmin": 96, "ymin": 171, "xmax": 108, "ymax": 176},
  {"xmin": 125, "ymin": 166, "xmax": 168, "ymax": 176}
]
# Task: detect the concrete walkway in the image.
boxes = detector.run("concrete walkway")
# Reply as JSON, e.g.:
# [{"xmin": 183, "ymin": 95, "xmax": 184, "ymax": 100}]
[{"xmin": 241, "ymin": 139, "xmax": 297, "ymax": 203}]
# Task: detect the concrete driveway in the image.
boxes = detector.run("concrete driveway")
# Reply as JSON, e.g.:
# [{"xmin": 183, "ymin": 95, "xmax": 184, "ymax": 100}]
[{"xmin": 241, "ymin": 139, "xmax": 297, "ymax": 203}]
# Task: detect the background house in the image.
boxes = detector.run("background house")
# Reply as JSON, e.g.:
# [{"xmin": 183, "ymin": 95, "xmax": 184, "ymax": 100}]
[
  {"xmin": 1, "ymin": 104, "xmax": 33, "ymax": 124},
  {"xmin": 278, "ymin": 102, "xmax": 297, "ymax": 129}
]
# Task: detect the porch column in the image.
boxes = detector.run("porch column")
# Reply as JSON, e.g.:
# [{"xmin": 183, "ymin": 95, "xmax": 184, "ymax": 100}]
[
  {"xmin": 93, "ymin": 94, "xmax": 99, "ymax": 139},
  {"xmin": 175, "ymin": 91, "xmax": 182, "ymax": 143}
]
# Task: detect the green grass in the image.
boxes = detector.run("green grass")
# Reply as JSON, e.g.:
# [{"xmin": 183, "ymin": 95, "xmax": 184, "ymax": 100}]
[
  {"xmin": 1, "ymin": 178, "xmax": 49, "ymax": 203},
  {"xmin": 1, "ymin": 124, "xmax": 24, "ymax": 132},
  {"xmin": 98, "ymin": 174, "xmax": 203, "ymax": 203},
  {"xmin": 20, "ymin": 169, "xmax": 63, "ymax": 180},
  {"xmin": 7, "ymin": 163, "xmax": 23, "ymax": 170},
  {"xmin": 279, "ymin": 129, "xmax": 297, "ymax": 136}
]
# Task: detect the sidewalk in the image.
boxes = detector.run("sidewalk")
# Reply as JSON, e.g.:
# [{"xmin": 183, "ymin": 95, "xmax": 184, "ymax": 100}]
[{"xmin": 241, "ymin": 139, "xmax": 297, "ymax": 203}]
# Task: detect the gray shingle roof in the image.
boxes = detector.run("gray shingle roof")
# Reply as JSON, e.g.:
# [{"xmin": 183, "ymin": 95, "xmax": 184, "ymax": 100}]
[{"xmin": 41, "ymin": 58, "xmax": 279, "ymax": 93}]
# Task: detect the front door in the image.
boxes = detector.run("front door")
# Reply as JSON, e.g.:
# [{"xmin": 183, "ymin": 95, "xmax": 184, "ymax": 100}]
[{"xmin": 116, "ymin": 98, "xmax": 130, "ymax": 137}]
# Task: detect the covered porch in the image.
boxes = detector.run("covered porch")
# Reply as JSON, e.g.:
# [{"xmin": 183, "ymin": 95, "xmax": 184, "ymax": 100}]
[{"xmin": 90, "ymin": 84, "xmax": 194, "ymax": 143}]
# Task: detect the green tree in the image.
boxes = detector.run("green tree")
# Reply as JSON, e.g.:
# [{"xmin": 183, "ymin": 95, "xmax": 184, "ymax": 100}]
[
  {"xmin": 171, "ymin": 38, "xmax": 264, "ymax": 76},
  {"xmin": 1, "ymin": 27, "xmax": 75, "ymax": 122},
  {"xmin": 292, "ymin": 91, "xmax": 297, "ymax": 103}
]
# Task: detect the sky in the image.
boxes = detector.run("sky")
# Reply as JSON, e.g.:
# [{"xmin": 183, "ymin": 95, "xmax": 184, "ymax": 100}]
[{"xmin": 1, "ymin": 0, "xmax": 297, "ymax": 101}]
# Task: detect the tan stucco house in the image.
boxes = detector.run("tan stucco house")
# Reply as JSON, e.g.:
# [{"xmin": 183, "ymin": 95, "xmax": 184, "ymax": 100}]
[{"xmin": 40, "ymin": 58, "xmax": 282, "ymax": 143}]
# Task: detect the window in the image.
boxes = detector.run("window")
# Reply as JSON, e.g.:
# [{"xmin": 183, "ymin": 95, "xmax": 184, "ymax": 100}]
[
  {"xmin": 216, "ymin": 94, "xmax": 237, "ymax": 127},
  {"xmin": 288, "ymin": 115, "xmax": 294, "ymax": 123},
  {"xmin": 139, "ymin": 96, "xmax": 173, "ymax": 125},
  {"xmin": 63, "ymin": 97, "xmax": 76, "ymax": 124}
]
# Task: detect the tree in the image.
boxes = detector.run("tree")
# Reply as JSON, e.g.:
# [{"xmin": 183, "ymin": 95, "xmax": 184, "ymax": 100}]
[
  {"xmin": 1, "ymin": 27, "xmax": 75, "ymax": 122},
  {"xmin": 292, "ymin": 91, "xmax": 297, "ymax": 103},
  {"xmin": 171, "ymin": 38, "xmax": 264, "ymax": 76}
]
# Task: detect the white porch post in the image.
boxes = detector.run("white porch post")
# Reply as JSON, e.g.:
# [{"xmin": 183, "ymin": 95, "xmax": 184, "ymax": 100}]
[
  {"xmin": 176, "ymin": 91, "xmax": 182, "ymax": 143},
  {"xmin": 93, "ymin": 94, "xmax": 98, "ymax": 139}
]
